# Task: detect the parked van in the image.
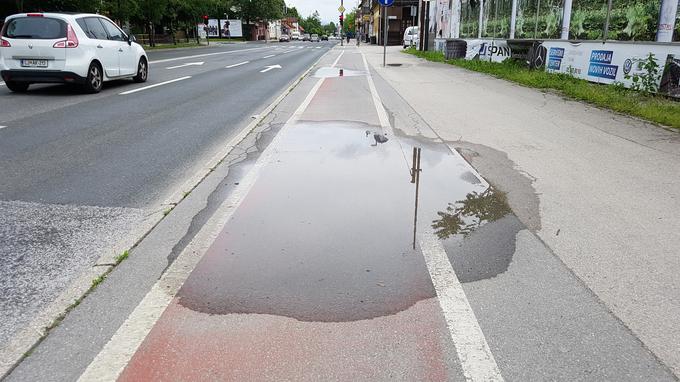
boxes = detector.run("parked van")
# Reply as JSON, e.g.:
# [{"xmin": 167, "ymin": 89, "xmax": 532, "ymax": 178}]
[
  {"xmin": 403, "ymin": 26, "xmax": 419, "ymax": 49},
  {"xmin": 291, "ymin": 31, "xmax": 300, "ymax": 40}
]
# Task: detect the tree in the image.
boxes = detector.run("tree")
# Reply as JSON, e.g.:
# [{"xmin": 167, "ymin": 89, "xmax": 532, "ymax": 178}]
[
  {"xmin": 323, "ymin": 21, "xmax": 337, "ymax": 36},
  {"xmin": 300, "ymin": 10, "xmax": 323, "ymax": 35},
  {"xmin": 285, "ymin": 6, "xmax": 301, "ymax": 20},
  {"xmin": 343, "ymin": 8, "xmax": 356, "ymax": 34}
]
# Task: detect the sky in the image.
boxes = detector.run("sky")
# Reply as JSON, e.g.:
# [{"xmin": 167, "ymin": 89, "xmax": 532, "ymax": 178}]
[{"xmin": 286, "ymin": 0, "xmax": 357, "ymax": 24}]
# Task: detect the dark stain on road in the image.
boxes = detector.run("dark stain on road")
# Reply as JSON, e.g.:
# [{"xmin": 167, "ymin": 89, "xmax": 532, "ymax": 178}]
[
  {"xmin": 314, "ymin": 67, "xmax": 367, "ymax": 78},
  {"xmin": 176, "ymin": 122, "xmax": 524, "ymax": 322}
]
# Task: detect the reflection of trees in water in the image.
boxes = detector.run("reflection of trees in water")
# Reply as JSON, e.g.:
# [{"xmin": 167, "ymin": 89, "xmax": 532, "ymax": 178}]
[{"xmin": 432, "ymin": 187, "xmax": 512, "ymax": 240}]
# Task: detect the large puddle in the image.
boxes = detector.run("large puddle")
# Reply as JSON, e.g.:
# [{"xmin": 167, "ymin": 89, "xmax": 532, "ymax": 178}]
[{"xmin": 177, "ymin": 121, "xmax": 520, "ymax": 321}]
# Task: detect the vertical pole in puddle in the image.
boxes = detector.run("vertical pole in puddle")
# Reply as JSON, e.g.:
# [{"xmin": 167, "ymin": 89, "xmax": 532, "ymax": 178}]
[{"xmin": 411, "ymin": 147, "xmax": 422, "ymax": 249}]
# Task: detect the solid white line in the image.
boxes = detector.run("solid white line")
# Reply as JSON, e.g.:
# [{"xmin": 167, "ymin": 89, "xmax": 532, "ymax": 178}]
[
  {"xmin": 165, "ymin": 62, "xmax": 204, "ymax": 70},
  {"xmin": 263, "ymin": 54, "xmax": 276, "ymax": 59},
  {"xmin": 225, "ymin": 61, "xmax": 249, "ymax": 68},
  {"xmin": 360, "ymin": 48, "xmax": 503, "ymax": 381},
  {"xmin": 419, "ymin": 233, "xmax": 505, "ymax": 382},
  {"xmin": 77, "ymin": 49, "xmax": 344, "ymax": 382},
  {"xmin": 148, "ymin": 47, "xmax": 268, "ymax": 65},
  {"xmin": 119, "ymin": 76, "xmax": 191, "ymax": 95}
]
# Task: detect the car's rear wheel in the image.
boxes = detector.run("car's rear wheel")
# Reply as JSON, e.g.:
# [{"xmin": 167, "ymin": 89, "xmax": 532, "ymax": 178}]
[
  {"xmin": 133, "ymin": 58, "xmax": 148, "ymax": 83},
  {"xmin": 5, "ymin": 81, "xmax": 30, "ymax": 93},
  {"xmin": 83, "ymin": 62, "xmax": 103, "ymax": 93}
]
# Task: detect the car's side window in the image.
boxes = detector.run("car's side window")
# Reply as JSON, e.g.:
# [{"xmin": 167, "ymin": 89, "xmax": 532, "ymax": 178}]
[
  {"xmin": 76, "ymin": 19, "xmax": 89, "ymax": 37},
  {"xmin": 83, "ymin": 17, "xmax": 108, "ymax": 40},
  {"xmin": 100, "ymin": 19, "xmax": 125, "ymax": 42}
]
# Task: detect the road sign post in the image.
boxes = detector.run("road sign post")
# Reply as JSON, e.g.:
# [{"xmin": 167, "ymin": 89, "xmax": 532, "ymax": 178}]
[
  {"xmin": 378, "ymin": 0, "xmax": 394, "ymax": 67},
  {"xmin": 340, "ymin": 0, "xmax": 344, "ymax": 46}
]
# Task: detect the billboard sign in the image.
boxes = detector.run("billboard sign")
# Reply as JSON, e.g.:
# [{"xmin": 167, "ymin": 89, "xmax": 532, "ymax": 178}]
[
  {"xmin": 207, "ymin": 19, "xmax": 219, "ymax": 37},
  {"xmin": 219, "ymin": 19, "xmax": 243, "ymax": 38}
]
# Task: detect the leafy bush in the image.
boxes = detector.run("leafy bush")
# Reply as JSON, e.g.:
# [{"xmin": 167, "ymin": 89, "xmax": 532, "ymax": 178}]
[{"xmin": 625, "ymin": 53, "xmax": 661, "ymax": 94}]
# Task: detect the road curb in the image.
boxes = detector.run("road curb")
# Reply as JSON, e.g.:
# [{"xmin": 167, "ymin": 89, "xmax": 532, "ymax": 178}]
[{"xmin": 0, "ymin": 45, "xmax": 335, "ymax": 380}]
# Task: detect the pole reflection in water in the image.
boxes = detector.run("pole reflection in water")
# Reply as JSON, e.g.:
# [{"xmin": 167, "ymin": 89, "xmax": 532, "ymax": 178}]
[{"xmin": 411, "ymin": 147, "xmax": 422, "ymax": 249}]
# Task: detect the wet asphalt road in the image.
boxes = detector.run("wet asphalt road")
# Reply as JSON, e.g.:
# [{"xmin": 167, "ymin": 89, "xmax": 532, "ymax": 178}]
[
  {"xmin": 0, "ymin": 41, "xmax": 336, "ymax": 366},
  {"xmin": 4, "ymin": 43, "xmax": 679, "ymax": 381}
]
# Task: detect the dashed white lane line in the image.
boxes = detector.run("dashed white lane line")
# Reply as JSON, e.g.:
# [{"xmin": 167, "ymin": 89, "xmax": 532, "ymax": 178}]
[
  {"xmin": 0, "ymin": 81, "xmax": 5, "ymax": 86},
  {"xmin": 148, "ymin": 47, "xmax": 268, "ymax": 65},
  {"xmin": 262, "ymin": 54, "xmax": 276, "ymax": 59},
  {"xmin": 119, "ymin": 76, "xmax": 191, "ymax": 95},
  {"xmin": 226, "ymin": 61, "xmax": 249, "ymax": 68},
  {"xmin": 77, "ymin": 49, "xmax": 345, "ymax": 382},
  {"xmin": 360, "ymin": 48, "xmax": 504, "ymax": 382},
  {"xmin": 0, "ymin": 125, "xmax": 7, "ymax": 130}
]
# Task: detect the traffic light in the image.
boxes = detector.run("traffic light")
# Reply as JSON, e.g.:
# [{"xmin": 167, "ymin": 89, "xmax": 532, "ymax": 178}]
[
  {"xmin": 339, "ymin": 14, "xmax": 344, "ymax": 26},
  {"xmin": 203, "ymin": 15, "xmax": 209, "ymax": 24}
]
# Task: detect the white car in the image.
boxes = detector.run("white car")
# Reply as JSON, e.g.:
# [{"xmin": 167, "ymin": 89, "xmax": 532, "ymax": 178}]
[
  {"xmin": 403, "ymin": 26, "xmax": 419, "ymax": 49},
  {"xmin": 0, "ymin": 12, "xmax": 148, "ymax": 93},
  {"xmin": 310, "ymin": 34, "xmax": 320, "ymax": 42}
]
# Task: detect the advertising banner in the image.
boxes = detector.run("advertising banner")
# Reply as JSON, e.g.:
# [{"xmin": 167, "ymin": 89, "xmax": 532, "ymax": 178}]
[
  {"xmin": 219, "ymin": 19, "xmax": 243, "ymax": 38},
  {"xmin": 460, "ymin": 38, "xmax": 680, "ymax": 96},
  {"xmin": 207, "ymin": 19, "xmax": 219, "ymax": 37},
  {"xmin": 542, "ymin": 41, "xmax": 680, "ymax": 88},
  {"xmin": 464, "ymin": 39, "xmax": 512, "ymax": 62},
  {"xmin": 197, "ymin": 24, "xmax": 207, "ymax": 38}
]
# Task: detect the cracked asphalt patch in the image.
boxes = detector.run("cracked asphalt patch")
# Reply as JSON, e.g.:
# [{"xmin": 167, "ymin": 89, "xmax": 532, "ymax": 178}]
[{"xmin": 0, "ymin": 200, "xmax": 146, "ymax": 346}]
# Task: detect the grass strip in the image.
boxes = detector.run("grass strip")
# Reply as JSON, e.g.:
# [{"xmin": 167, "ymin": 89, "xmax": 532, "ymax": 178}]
[{"xmin": 404, "ymin": 48, "xmax": 680, "ymax": 130}]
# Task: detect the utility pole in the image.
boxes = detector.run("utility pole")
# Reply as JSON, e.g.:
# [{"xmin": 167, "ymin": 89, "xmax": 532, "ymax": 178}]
[{"xmin": 341, "ymin": 0, "xmax": 344, "ymax": 46}]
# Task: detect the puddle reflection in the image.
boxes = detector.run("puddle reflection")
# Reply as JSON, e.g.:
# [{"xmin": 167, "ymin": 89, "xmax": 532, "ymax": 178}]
[{"xmin": 431, "ymin": 188, "xmax": 512, "ymax": 240}]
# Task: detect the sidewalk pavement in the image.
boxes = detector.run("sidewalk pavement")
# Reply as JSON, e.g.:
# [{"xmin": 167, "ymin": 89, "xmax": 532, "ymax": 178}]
[{"xmin": 360, "ymin": 44, "xmax": 680, "ymax": 375}]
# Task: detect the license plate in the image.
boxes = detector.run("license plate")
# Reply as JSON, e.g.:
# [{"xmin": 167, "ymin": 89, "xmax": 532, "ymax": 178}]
[{"xmin": 21, "ymin": 59, "xmax": 48, "ymax": 68}]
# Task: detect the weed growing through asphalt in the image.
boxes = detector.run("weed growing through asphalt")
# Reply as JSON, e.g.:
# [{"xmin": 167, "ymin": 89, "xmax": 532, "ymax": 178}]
[
  {"xmin": 403, "ymin": 48, "xmax": 680, "ymax": 130},
  {"xmin": 115, "ymin": 250, "xmax": 129, "ymax": 265},
  {"xmin": 91, "ymin": 275, "xmax": 105, "ymax": 288},
  {"xmin": 163, "ymin": 208, "xmax": 172, "ymax": 216}
]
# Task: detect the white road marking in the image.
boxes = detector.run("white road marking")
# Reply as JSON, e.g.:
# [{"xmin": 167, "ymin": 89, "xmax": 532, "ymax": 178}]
[
  {"xmin": 149, "ymin": 47, "xmax": 268, "ymax": 65},
  {"xmin": 0, "ymin": 126, "xmax": 7, "ymax": 130},
  {"xmin": 260, "ymin": 64, "xmax": 282, "ymax": 73},
  {"xmin": 0, "ymin": 82, "xmax": 5, "ymax": 86},
  {"xmin": 165, "ymin": 61, "xmax": 204, "ymax": 70},
  {"xmin": 119, "ymin": 76, "xmax": 191, "ymax": 95},
  {"xmin": 226, "ymin": 61, "xmax": 249, "ymax": 68},
  {"xmin": 78, "ymin": 48, "xmax": 344, "ymax": 382},
  {"xmin": 360, "ymin": 49, "xmax": 504, "ymax": 382},
  {"xmin": 262, "ymin": 54, "xmax": 276, "ymax": 59},
  {"xmin": 419, "ymin": 233, "xmax": 505, "ymax": 382}
]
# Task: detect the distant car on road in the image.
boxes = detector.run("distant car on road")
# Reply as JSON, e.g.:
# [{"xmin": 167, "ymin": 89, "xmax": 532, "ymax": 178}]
[
  {"xmin": 321, "ymin": 35, "xmax": 328, "ymax": 41},
  {"xmin": 291, "ymin": 31, "xmax": 300, "ymax": 40},
  {"xmin": 303, "ymin": 33, "xmax": 310, "ymax": 41},
  {"xmin": 0, "ymin": 12, "xmax": 148, "ymax": 93},
  {"xmin": 279, "ymin": 34, "xmax": 289, "ymax": 42},
  {"xmin": 403, "ymin": 26, "xmax": 419, "ymax": 49},
  {"xmin": 311, "ymin": 34, "xmax": 319, "ymax": 42}
]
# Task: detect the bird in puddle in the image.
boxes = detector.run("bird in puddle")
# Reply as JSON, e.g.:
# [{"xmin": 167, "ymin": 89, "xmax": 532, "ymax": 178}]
[{"xmin": 366, "ymin": 130, "xmax": 389, "ymax": 146}]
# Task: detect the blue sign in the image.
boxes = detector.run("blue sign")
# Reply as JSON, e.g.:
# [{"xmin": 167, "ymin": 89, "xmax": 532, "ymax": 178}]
[
  {"xmin": 588, "ymin": 63, "xmax": 618, "ymax": 80},
  {"xmin": 590, "ymin": 50, "xmax": 614, "ymax": 64},
  {"xmin": 547, "ymin": 47, "xmax": 565, "ymax": 70},
  {"xmin": 588, "ymin": 49, "xmax": 618, "ymax": 80},
  {"xmin": 378, "ymin": 0, "xmax": 395, "ymax": 6}
]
